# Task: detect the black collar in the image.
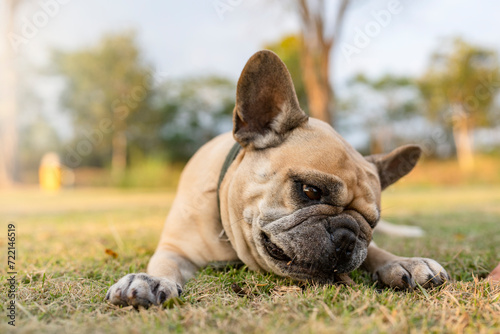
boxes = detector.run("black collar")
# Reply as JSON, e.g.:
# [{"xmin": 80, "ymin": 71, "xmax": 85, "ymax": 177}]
[{"xmin": 216, "ymin": 142, "xmax": 242, "ymax": 216}]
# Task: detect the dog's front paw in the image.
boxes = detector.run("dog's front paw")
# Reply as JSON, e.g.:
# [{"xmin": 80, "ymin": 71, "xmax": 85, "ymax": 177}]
[
  {"xmin": 373, "ymin": 257, "xmax": 449, "ymax": 290},
  {"xmin": 106, "ymin": 273, "xmax": 182, "ymax": 308}
]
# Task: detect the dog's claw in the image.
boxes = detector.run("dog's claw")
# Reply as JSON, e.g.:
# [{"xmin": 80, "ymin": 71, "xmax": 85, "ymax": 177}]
[
  {"xmin": 107, "ymin": 273, "xmax": 181, "ymax": 308},
  {"xmin": 375, "ymin": 257, "xmax": 448, "ymax": 290},
  {"xmin": 158, "ymin": 291, "xmax": 167, "ymax": 304},
  {"xmin": 401, "ymin": 273, "xmax": 415, "ymax": 289},
  {"xmin": 427, "ymin": 274, "xmax": 443, "ymax": 287}
]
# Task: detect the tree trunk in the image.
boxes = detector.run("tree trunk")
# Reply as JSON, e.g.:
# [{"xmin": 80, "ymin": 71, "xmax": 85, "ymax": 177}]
[
  {"xmin": 0, "ymin": 0, "xmax": 20, "ymax": 187},
  {"xmin": 297, "ymin": 0, "xmax": 350, "ymax": 125},
  {"xmin": 370, "ymin": 131, "xmax": 384, "ymax": 155},
  {"xmin": 301, "ymin": 46, "xmax": 332, "ymax": 124},
  {"xmin": 452, "ymin": 109, "xmax": 474, "ymax": 172},
  {"xmin": 111, "ymin": 129, "xmax": 127, "ymax": 178}
]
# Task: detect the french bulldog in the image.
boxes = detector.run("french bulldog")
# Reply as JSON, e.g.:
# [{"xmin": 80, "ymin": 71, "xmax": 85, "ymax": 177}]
[{"xmin": 106, "ymin": 50, "xmax": 449, "ymax": 308}]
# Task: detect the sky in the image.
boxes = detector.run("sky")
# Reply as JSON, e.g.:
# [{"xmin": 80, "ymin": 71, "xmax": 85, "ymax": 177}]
[{"xmin": 2, "ymin": 0, "xmax": 500, "ymax": 140}]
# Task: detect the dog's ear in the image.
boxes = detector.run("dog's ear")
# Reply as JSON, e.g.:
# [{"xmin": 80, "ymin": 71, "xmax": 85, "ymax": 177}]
[
  {"xmin": 233, "ymin": 50, "xmax": 308, "ymax": 149},
  {"xmin": 366, "ymin": 145, "xmax": 422, "ymax": 190}
]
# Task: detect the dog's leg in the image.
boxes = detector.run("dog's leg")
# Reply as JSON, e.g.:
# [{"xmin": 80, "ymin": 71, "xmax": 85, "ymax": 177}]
[
  {"xmin": 106, "ymin": 250, "xmax": 198, "ymax": 308},
  {"xmin": 105, "ymin": 134, "xmax": 241, "ymax": 308},
  {"xmin": 362, "ymin": 241, "xmax": 449, "ymax": 289}
]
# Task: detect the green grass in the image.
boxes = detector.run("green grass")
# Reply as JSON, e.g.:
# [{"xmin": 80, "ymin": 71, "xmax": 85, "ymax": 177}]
[{"xmin": 0, "ymin": 186, "xmax": 499, "ymax": 333}]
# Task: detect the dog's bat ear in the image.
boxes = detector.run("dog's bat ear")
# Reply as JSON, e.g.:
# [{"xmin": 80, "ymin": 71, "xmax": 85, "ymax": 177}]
[
  {"xmin": 233, "ymin": 50, "xmax": 308, "ymax": 149},
  {"xmin": 365, "ymin": 145, "xmax": 422, "ymax": 190}
]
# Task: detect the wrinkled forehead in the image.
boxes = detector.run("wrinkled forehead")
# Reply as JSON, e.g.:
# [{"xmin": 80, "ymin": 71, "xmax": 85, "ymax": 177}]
[
  {"xmin": 270, "ymin": 118, "xmax": 376, "ymax": 179},
  {"xmin": 251, "ymin": 119, "xmax": 382, "ymax": 216}
]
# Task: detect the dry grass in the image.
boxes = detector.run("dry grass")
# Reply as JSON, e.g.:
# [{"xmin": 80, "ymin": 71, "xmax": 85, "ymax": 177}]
[{"xmin": 0, "ymin": 185, "xmax": 499, "ymax": 333}]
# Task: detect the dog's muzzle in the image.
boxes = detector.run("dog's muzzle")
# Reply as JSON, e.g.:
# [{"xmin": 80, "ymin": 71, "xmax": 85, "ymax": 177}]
[{"xmin": 258, "ymin": 213, "xmax": 368, "ymax": 281}]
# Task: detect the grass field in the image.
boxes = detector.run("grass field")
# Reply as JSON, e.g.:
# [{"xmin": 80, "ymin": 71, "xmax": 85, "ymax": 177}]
[{"xmin": 0, "ymin": 185, "xmax": 499, "ymax": 333}]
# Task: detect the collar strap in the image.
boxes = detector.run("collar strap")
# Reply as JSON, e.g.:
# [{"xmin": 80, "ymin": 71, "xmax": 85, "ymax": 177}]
[{"xmin": 217, "ymin": 142, "xmax": 242, "ymax": 216}]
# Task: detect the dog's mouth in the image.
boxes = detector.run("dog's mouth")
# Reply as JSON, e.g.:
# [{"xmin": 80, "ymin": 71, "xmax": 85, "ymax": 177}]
[
  {"xmin": 259, "ymin": 228, "xmax": 368, "ymax": 282},
  {"xmin": 260, "ymin": 232, "xmax": 338, "ymax": 282},
  {"xmin": 262, "ymin": 233, "xmax": 292, "ymax": 262}
]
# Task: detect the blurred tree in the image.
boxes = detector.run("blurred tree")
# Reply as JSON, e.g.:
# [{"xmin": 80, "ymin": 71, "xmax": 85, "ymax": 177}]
[
  {"xmin": 265, "ymin": 35, "xmax": 308, "ymax": 109},
  {"xmin": 419, "ymin": 38, "xmax": 500, "ymax": 171},
  {"xmin": 0, "ymin": 0, "xmax": 23, "ymax": 187},
  {"xmin": 18, "ymin": 113, "xmax": 61, "ymax": 182},
  {"xmin": 130, "ymin": 76, "xmax": 235, "ymax": 162},
  {"xmin": 349, "ymin": 74, "xmax": 419, "ymax": 153},
  {"xmin": 296, "ymin": 0, "xmax": 350, "ymax": 124},
  {"xmin": 53, "ymin": 32, "xmax": 152, "ymax": 176}
]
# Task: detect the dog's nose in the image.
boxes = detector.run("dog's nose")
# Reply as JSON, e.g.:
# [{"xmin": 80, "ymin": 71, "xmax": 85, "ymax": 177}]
[{"xmin": 332, "ymin": 228, "xmax": 356, "ymax": 262}]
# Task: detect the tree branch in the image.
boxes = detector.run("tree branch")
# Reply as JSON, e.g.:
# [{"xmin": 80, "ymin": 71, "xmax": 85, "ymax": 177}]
[{"xmin": 326, "ymin": 0, "xmax": 350, "ymax": 49}]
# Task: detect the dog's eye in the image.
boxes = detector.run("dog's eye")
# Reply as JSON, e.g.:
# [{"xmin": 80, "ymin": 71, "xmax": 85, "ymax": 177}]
[{"xmin": 302, "ymin": 184, "xmax": 322, "ymax": 201}]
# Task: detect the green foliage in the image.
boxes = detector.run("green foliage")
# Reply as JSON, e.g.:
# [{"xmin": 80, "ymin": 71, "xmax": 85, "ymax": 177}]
[
  {"xmin": 349, "ymin": 73, "xmax": 420, "ymax": 121},
  {"xmin": 418, "ymin": 38, "xmax": 500, "ymax": 127},
  {"xmin": 53, "ymin": 32, "xmax": 235, "ymax": 167},
  {"xmin": 265, "ymin": 34, "xmax": 309, "ymax": 109},
  {"xmin": 18, "ymin": 113, "xmax": 62, "ymax": 181},
  {"xmin": 353, "ymin": 73, "xmax": 413, "ymax": 90},
  {"xmin": 131, "ymin": 76, "xmax": 235, "ymax": 162},
  {"xmin": 52, "ymin": 31, "xmax": 153, "ymax": 167},
  {"xmin": 117, "ymin": 158, "xmax": 183, "ymax": 189}
]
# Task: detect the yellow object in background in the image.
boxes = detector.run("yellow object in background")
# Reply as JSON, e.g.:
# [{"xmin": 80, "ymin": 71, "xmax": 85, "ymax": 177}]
[{"xmin": 39, "ymin": 152, "xmax": 62, "ymax": 192}]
